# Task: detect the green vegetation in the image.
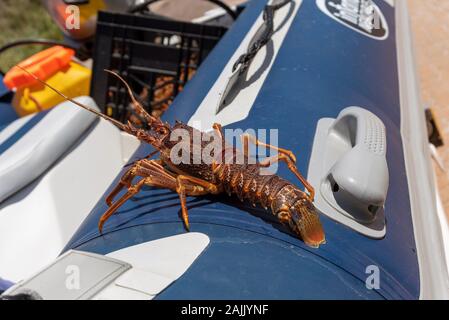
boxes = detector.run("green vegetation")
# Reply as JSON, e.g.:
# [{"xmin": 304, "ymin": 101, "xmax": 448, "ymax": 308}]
[{"xmin": 0, "ymin": 0, "xmax": 63, "ymax": 72}]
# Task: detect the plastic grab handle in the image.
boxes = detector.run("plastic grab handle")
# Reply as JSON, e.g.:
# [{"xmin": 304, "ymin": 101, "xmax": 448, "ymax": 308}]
[{"xmin": 328, "ymin": 107, "xmax": 389, "ymax": 210}]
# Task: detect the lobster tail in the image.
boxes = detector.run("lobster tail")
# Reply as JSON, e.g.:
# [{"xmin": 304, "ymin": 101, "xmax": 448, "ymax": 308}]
[
  {"xmin": 270, "ymin": 184, "xmax": 325, "ymax": 248},
  {"xmin": 292, "ymin": 201, "xmax": 326, "ymax": 248}
]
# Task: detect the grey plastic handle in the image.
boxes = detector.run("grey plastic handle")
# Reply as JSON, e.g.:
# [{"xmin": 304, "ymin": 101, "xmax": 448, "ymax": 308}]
[{"xmin": 327, "ymin": 107, "xmax": 389, "ymax": 222}]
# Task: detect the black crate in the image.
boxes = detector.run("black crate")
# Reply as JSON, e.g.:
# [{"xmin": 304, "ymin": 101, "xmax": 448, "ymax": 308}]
[{"xmin": 90, "ymin": 11, "xmax": 227, "ymax": 122}]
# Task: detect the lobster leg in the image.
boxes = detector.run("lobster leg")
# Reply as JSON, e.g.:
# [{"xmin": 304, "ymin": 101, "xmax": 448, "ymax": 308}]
[
  {"xmin": 106, "ymin": 159, "xmax": 170, "ymax": 206},
  {"xmin": 211, "ymin": 123, "xmax": 225, "ymax": 172},
  {"xmin": 176, "ymin": 175, "xmax": 221, "ymax": 230},
  {"xmin": 99, "ymin": 178, "xmax": 148, "ymax": 233},
  {"xmin": 99, "ymin": 162, "xmax": 180, "ymax": 232},
  {"xmin": 212, "ymin": 123, "xmax": 224, "ymax": 139},
  {"xmin": 100, "ymin": 161, "xmax": 219, "ymax": 233},
  {"xmin": 241, "ymin": 133, "xmax": 297, "ymax": 163},
  {"xmin": 106, "ymin": 167, "xmax": 137, "ymax": 206},
  {"xmin": 259, "ymin": 153, "xmax": 315, "ymax": 201},
  {"xmin": 239, "ymin": 133, "xmax": 314, "ymax": 200}
]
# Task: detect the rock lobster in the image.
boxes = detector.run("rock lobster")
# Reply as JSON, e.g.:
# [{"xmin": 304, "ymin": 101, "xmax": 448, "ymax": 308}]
[{"xmin": 19, "ymin": 66, "xmax": 326, "ymax": 248}]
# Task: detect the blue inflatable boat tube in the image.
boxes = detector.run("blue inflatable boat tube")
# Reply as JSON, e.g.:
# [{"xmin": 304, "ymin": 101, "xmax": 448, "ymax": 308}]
[{"xmin": 59, "ymin": 0, "xmax": 449, "ymax": 299}]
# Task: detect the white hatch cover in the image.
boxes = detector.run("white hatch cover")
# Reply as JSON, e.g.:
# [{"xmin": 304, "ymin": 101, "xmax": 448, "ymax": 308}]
[{"xmin": 3, "ymin": 233, "xmax": 210, "ymax": 300}]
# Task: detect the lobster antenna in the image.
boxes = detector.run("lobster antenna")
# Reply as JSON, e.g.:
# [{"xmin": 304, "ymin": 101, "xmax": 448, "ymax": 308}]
[
  {"xmin": 15, "ymin": 65, "xmax": 127, "ymax": 131},
  {"xmin": 103, "ymin": 69, "xmax": 157, "ymax": 124}
]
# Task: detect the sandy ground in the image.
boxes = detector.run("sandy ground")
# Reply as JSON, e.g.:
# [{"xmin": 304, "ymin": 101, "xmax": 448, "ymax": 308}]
[{"xmin": 409, "ymin": 0, "xmax": 449, "ymax": 216}]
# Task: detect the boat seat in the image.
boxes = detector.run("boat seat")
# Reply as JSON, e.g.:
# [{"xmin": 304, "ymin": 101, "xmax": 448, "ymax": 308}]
[{"xmin": 0, "ymin": 96, "xmax": 98, "ymax": 203}]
